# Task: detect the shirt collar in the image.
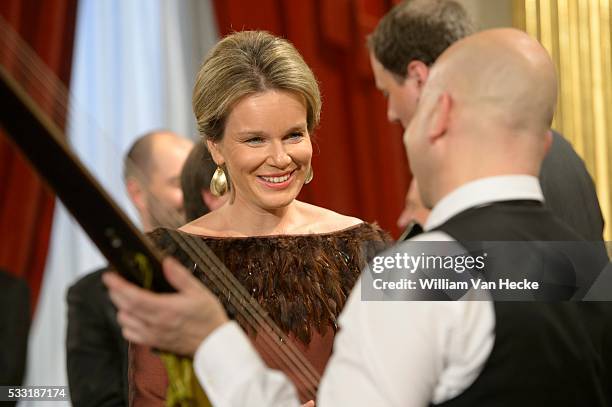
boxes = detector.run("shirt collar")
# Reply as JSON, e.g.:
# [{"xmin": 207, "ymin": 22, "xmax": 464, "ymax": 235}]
[{"xmin": 424, "ymin": 175, "xmax": 544, "ymax": 231}]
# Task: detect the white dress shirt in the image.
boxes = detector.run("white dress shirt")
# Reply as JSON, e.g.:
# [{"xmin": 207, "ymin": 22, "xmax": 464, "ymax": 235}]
[{"xmin": 194, "ymin": 175, "xmax": 545, "ymax": 407}]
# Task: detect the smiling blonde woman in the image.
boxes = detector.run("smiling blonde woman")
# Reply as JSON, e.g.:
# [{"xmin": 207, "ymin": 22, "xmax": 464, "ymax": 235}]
[{"xmin": 130, "ymin": 31, "xmax": 391, "ymax": 405}]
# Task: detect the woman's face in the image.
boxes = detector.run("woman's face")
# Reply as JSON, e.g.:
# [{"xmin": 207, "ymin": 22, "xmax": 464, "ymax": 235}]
[{"xmin": 208, "ymin": 90, "xmax": 312, "ymax": 211}]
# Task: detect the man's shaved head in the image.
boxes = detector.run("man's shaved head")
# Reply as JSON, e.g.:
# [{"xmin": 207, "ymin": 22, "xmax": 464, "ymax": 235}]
[
  {"xmin": 427, "ymin": 28, "xmax": 557, "ymax": 135},
  {"xmin": 124, "ymin": 131, "xmax": 192, "ymax": 183},
  {"xmin": 405, "ymin": 29, "xmax": 558, "ymax": 208}
]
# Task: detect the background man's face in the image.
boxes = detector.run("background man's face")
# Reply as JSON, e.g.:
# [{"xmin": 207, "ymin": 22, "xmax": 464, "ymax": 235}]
[
  {"xmin": 145, "ymin": 139, "xmax": 193, "ymax": 228},
  {"xmin": 369, "ymin": 53, "xmax": 420, "ymax": 129}
]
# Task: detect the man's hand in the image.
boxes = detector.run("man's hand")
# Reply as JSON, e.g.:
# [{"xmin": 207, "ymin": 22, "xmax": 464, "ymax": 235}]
[{"xmin": 102, "ymin": 257, "xmax": 229, "ymax": 356}]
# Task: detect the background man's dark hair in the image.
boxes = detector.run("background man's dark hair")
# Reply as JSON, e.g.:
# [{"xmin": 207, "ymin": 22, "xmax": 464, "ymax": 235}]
[
  {"xmin": 180, "ymin": 142, "xmax": 218, "ymax": 221},
  {"xmin": 367, "ymin": 0, "xmax": 474, "ymax": 78}
]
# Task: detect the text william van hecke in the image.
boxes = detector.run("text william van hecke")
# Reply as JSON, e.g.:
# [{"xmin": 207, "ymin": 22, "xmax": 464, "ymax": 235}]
[{"xmin": 374, "ymin": 278, "xmax": 540, "ymax": 290}]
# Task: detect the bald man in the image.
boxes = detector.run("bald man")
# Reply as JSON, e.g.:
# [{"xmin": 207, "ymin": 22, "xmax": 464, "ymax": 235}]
[
  {"xmin": 66, "ymin": 130, "xmax": 193, "ymax": 407},
  {"xmin": 103, "ymin": 30, "xmax": 612, "ymax": 406}
]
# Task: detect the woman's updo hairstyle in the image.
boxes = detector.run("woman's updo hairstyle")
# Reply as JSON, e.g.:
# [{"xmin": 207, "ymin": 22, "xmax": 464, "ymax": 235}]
[{"xmin": 193, "ymin": 30, "xmax": 321, "ymax": 142}]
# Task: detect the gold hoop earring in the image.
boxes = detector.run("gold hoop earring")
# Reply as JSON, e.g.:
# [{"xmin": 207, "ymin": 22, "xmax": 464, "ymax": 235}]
[
  {"xmin": 210, "ymin": 166, "xmax": 228, "ymax": 196},
  {"xmin": 305, "ymin": 167, "xmax": 313, "ymax": 184}
]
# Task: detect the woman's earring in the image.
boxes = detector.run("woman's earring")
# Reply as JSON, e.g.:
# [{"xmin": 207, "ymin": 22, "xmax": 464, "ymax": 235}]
[
  {"xmin": 305, "ymin": 167, "xmax": 313, "ymax": 184},
  {"xmin": 210, "ymin": 166, "xmax": 228, "ymax": 196}
]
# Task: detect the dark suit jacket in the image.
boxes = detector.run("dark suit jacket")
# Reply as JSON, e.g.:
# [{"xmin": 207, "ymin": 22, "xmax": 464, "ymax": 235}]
[
  {"xmin": 0, "ymin": 269, "xmax": 30, "ymax": 391},
  {"xmin": 66, "ymin": 268, "xmax": 128, "ymax": 407},
  {"xmin": 540, "ymin": 131, "xmax": 605, "ymax": 241}
]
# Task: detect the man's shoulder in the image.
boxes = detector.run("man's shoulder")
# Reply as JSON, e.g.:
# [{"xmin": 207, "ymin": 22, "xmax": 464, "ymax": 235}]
[
  {"xmin": 67, "ymin": 266, "xmax": 112, "ymax": 298},
  {"xmin": 0, "ymin": 269, "xmax": 28, "ymax": 292},
  {"xmin": 0, "ymin": 269, "xmax": 29, "ymax": 308},
  {"xmin": 549, "ymin": 130, "xmax": 584, "ymax": 163}
]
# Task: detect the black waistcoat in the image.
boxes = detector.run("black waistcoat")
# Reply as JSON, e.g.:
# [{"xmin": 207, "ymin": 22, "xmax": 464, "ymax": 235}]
[{"xmin": 430, "ymin": 201, "xmax": 611, "ymax": 407}]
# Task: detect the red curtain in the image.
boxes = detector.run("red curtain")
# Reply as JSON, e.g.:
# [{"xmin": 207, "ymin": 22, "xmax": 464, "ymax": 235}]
[
  {"xmin": 0, "ymin": 0, "xmax": 78, "ymax": 312},
  {"xmin": 212, "ymin": 0, "xmax": 410, "ymax": 237}
]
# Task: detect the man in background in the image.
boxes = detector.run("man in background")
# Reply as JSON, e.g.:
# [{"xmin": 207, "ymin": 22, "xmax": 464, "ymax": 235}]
[
  {"xmin": 374, "ymin": 0, "xmax": 605, "ymax": 242},
  {"xmin": 66, "ymin": 130, "xmax": 193, "ymax": 407}
]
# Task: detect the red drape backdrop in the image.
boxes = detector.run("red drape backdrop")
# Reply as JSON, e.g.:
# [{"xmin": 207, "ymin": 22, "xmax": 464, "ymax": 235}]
[
  {"xmin": 212, "ymin": 0, "xmax": 410, "ymax": 237},
  {"xmin": 0, "ymin": 0, "xmax": 78, "ymax": 312}
]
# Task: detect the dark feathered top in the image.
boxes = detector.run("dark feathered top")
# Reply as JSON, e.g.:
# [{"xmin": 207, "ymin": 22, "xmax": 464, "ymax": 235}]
[
  {"xmin": 130, "ymin": 223, "xmax": 391, "ymax": 405},
  {"xmin": 148, "ymin": 222, "xmax": 391, "ymax": 344}
]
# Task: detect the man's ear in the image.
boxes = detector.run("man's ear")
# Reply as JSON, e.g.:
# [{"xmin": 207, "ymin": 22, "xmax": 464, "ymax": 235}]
[
  {"xmin": 428, "ymin": 92, "xmax": 452, "ymax": 142},
  {"xmin": 206, "ymin": 139, "xmax": 224, "ymax": 166},
  {"xmin": 406, "ymin": 60, "xmax": 430, "ymax": 91},
  {"xmin": 126, "ymin": 177, "xmax": 146, "ymax": 212}
]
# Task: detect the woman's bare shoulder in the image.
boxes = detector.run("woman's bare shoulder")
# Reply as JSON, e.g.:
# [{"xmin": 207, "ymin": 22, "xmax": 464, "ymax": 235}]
[
  {"xmin": 296, "ymin": 201, "xmax": 363, "ymax": 233},
  {"xmin": 178, "ymin": 211, "xmax": 227, "ymax": 237}
]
